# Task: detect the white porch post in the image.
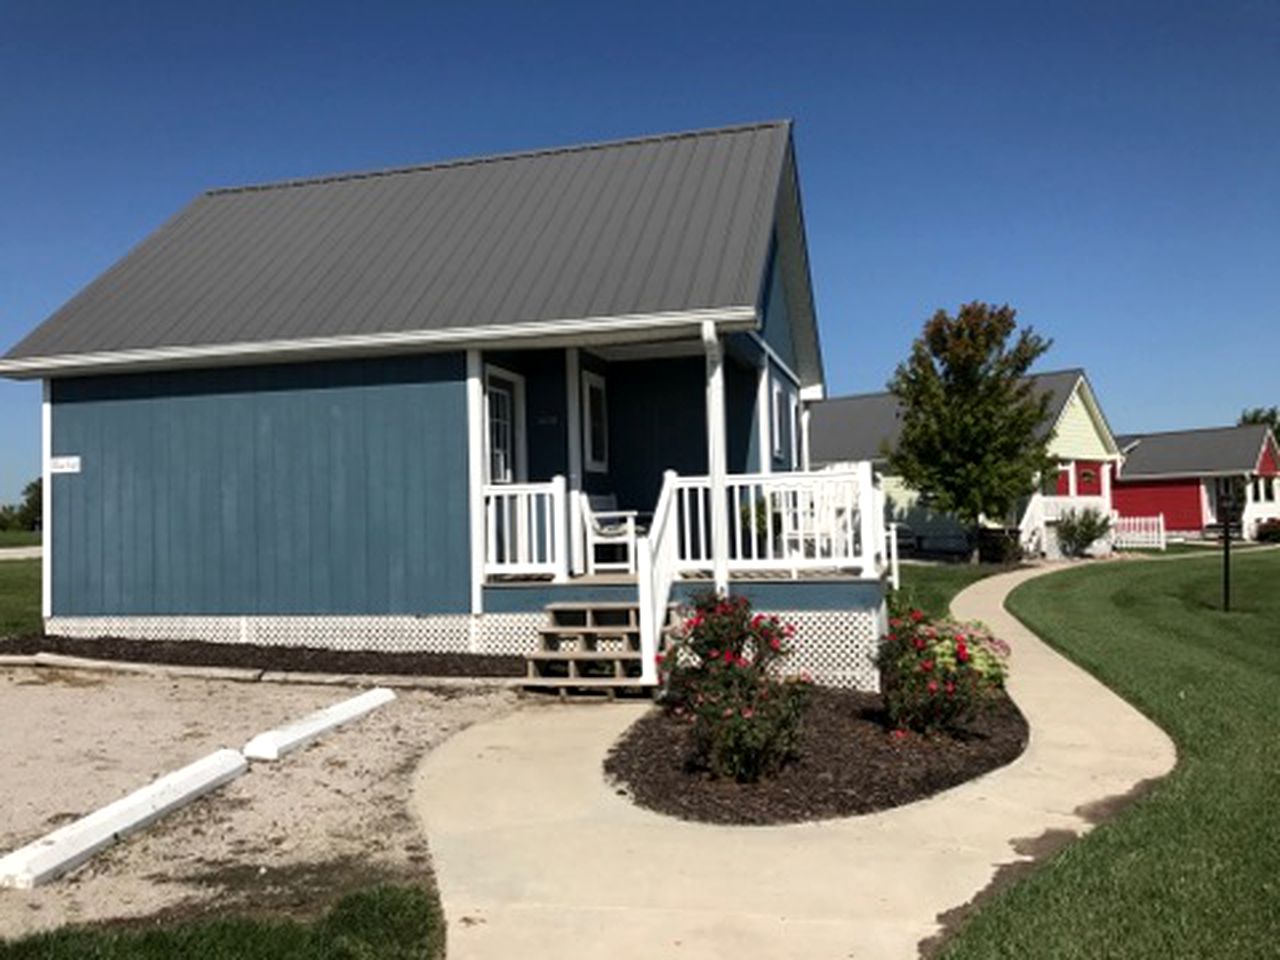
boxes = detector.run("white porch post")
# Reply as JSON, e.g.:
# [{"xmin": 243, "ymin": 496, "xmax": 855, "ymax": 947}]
[
  {"xmin": 466, "ymin": 350, "xmax": 485, "ymax": 620},
  {"xmin": 1066, "ymin": 460, "xmax": 1078, "ymax": 498},
  {"xmin": 755, "ymin": 360, "xmax": 772, "ymax": 475},
  {"xmin": 800, "ymin": 406, "xmax": 812, "ymax": 471},
  {"xmin": 565, "ymin": 347, "xmax": 584, "ymax": 575},
  {"xmin": 41, "ymin": 379, "xmax": 51, "ymax": 620},
  {"xmin": 703, "ymin": 321, "xmax": 729, "ymax": 593},
  {"xmin": 1101, "ymin": 459, "xmax": 1112, "ymax": 508},
  {"xmin": 857, "ymin": 460, "xmax": 879, "ymax": 574}
]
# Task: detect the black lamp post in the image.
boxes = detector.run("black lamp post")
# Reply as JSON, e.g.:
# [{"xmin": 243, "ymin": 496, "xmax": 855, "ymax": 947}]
[{"xmin": 1219, "ymin": 477, "xmax": 1246, "ymax": 612}]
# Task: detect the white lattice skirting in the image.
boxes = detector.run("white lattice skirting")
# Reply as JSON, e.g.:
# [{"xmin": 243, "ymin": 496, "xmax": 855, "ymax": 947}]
[
  {"xmin": 750, "ymin": 608, "xmax": 882, "ymax": 691},
  {"xmin": 44, "ymin": 613, "xmax": 545, "ymax": 658}
]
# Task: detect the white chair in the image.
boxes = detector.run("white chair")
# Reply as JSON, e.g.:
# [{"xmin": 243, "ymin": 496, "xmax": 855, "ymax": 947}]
[{"xmin": 581, "ymin": 494, "xmax": 643, "ymax": 574}]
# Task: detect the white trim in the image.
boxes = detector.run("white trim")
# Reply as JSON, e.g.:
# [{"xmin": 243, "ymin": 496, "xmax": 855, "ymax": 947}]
[
  {"xmin": 41, "ymin": 380, "xmax": 51, "ymax": 619},
  {"xmin": 582, "ymin": 368, "xmax": 609, "ymax": 473},
  {"xmin": 483, "ymin": 363, "xmax": 527, "ymax": 483},
  {"xmin": 702, "ymin": 321, "xmax": 729, "ymax": 593},
  {"xmin": 800, "ymin": 406, "xmax": 812, "ymax": 471},
  {"xmin": 565, "ymin": 348, "xmax": 584, "ymax": 576},
  {"xmin": 755, "ymin": 362, "xmax": 772, "ymax": 475},
  {"xmin": 242, "ymin": 688, "xmax": 396, "ymax": 761},
  {"xmin": 747, "ymin": 331, "xmax": 801, "ymax": 387},
  {"xmin": 789, "ymin": 391, "xmax": 800, "ymax": 469},
  {"xmin": 0, "ymin": 306, "xmax": 759, "ymax": 379},
  {"xmin": 466, "ymin": 350, "xmax": 485, "ymax": 617},
  {"xmin": 771, "ymin": 379, "xmax": 785, "ymax": 460}
]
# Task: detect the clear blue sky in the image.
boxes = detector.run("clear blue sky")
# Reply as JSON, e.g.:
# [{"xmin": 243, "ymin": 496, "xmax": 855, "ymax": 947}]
[{"xmin": 2, "ymin": 0, "xmax": 1277, "ymax": 502}]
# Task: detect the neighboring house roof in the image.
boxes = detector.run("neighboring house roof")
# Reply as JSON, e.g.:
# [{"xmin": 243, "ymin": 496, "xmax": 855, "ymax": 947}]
[
  {"xmin": 2, "ymin": 121, "xmax": 822, "ymax": 387},
  {"xmin": 1116, "ymin": 424, "xmax": 1278, "ymax": 480},
  {"xmin": 809, "ymin": 368, "xmax": 1099, "ymax": 465}
]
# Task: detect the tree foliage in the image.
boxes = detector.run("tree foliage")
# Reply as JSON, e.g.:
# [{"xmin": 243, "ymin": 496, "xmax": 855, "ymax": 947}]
[
  {"xmin": 887, "ymin": 302, "xmax": 1054, "ymax": 531},
  {"xmin": 0, "ymin": 478, "xmax": 41, "ymax": 531},
  {"xmin": 1239, "ymin": 406, "xmax": 1279, "ymax": 435}
]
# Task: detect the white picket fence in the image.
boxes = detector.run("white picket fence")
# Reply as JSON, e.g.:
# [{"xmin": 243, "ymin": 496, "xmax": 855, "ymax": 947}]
[{"xmin": 1112, "ymin": 513, "xmax": 1166, "ymax": 551}]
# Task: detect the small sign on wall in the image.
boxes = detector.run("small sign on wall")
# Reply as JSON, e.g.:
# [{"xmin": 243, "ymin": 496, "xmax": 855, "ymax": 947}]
[{"xmin": 49, "ymin": 456, "xmax": 81, "ymax": 475}]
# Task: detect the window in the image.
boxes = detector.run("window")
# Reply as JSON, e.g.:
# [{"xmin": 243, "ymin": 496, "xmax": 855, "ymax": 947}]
[
  {"xmin": 582, "ymin": 370, "xmax": 608, "ymax": 473},
  {"xmin": 1254, "ymin": 478, "xmax": 1262, "ymax": 503},
  {"xmin": 1266, "ymin": 477, "xmax": 1276, "ymax": 503},
  {"xmin": 485, "ymin": 366, "xmax": 526, "ymax": 484},
  {"xmin": 771, "ymin": 380, "xmax": 784, "ymax": 460}
]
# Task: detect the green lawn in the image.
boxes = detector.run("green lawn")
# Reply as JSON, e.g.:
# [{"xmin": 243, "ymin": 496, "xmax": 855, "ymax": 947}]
[
  {"xmin": 0, "ymin": 885, "xmax": 442, "ymax": 959},
  {"xmin": 0, "ymin": 559, "xmax": 40, "ymax": 637},
  {"xmin": 0, "ymin": 530, "xmax": 40, "ymax": 548},
  {"xmin": 894, "ymin": 562, "xmax": 1008, "ymax": 620},
  {"xmin": 941, "ymin": 550, "xmax": 1280, "ymax": 959}
]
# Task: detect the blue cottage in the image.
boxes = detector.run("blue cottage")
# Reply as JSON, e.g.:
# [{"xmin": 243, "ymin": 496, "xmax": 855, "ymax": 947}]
[{"xmin": 0, "ymin": 122, "xmax": 892, "ymax": 689}]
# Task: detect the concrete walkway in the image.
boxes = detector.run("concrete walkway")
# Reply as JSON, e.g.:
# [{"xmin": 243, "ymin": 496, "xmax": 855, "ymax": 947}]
[
  {"xmin": 0, "ymin": 547, "xmax": 40, "ymax": 562},
  {"xmin": 413, "ymin": 566, "xmax": 1176, "ymax": 959}
]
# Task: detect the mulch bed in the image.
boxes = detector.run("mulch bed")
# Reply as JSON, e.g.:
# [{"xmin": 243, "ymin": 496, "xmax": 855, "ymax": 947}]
[
  {"xmin": 0, "ymin": 633, "xmax": 523, "ymax": 678},
  {"xmin": 604, "ymin": 686, "xmax": 1029, "ymax": 825}
]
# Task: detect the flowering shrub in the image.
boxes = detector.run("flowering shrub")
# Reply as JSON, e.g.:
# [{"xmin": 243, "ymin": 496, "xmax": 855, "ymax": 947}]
[
  {"xmin": 875, "ymin": 606, "xmax": 1010, "ymax": 734},
  {"xmin": 660, "ymin": 592, "xmax": 812, "ymax": 782}
]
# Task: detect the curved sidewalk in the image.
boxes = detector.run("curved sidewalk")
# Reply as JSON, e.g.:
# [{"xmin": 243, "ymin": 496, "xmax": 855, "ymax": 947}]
[{"xmin": 413, "ymin": 566, "xmax": 1176, "ymax": 960}]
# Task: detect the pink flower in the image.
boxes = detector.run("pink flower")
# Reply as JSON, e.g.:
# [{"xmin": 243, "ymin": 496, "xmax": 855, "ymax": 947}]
[
  {"xmin": 769, "ymin": 637, "xmax": 781, "ymax": 652},
  {"xmin": 891, "ymin": 729, "xmax": 909, "ymax": 740},
  {"xmin": 921, "ymin": 660, "xmax": 934, "ymax": 673},
  {"xmin": 741, "ymin": 707, "xmax": 755, "ymax": 719},
  {"xmin": 927, "ymin": 680, "xmax": 939, "ymax": 694},
  {"xmin": 709, "ymin": 649, "xmax": 720, "ymax": 660}
]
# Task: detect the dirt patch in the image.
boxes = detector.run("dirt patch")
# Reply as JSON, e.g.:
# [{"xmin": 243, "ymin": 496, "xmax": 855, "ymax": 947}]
[
  {"xmin": 604, "ymin": 686, "xmax": 1028, "ymax": 825},
  {"xmin": 0, "ymin": 633, "xmax": 523, "ymax": 677},
  {"xmin": 0, "ymin": 665, "xmax": 515, "ymax": 939}
]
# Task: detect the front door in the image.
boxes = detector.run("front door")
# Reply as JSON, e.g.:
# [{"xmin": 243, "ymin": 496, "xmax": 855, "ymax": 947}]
[{"xmin": 485, "ymin": 366, "xmax": 525, "ymax": 483}]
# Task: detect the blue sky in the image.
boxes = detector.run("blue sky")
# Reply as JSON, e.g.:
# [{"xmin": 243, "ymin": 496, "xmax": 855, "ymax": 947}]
[{"xmin": 1, "ymin": 0, "xmax": 1277, "ymax": 502}]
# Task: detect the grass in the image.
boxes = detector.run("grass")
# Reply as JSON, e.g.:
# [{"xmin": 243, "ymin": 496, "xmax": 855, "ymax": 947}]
[
  {"xmin": 894, "ymin": 562, "xmax": 1009, "ymax": 620},
  {"xmin": 941, "ymin": 550, "xmax": 1280, "ymax": 959},
  {"xmin": 0, "ymin": 531, "xmax": 40, "ymax": 548},
  {"xmin": 0, "ymin": 560, "xmax": 41, "ymax": 637},
  {"xmin": 0, "ymin": 885, "xmax": 443, "ymax": 959}
]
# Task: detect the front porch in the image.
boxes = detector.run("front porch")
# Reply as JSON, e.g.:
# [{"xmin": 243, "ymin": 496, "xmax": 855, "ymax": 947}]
[{"xmin": 463, "ymin": 331, "xmax": 892, "ymax": 689}]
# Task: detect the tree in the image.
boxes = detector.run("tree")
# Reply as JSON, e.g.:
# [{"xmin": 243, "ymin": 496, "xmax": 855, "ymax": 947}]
[
  {"xmin": 1239, "ymin": 406, "xmax": 1279, "ymax": 435},
  {"xmin": 887, "ymin": 302, "xmax": 1054, "ymax": 554},
  {"xmin": 16, "ymin": 478, "xmax": 40, "ymax": 531}
]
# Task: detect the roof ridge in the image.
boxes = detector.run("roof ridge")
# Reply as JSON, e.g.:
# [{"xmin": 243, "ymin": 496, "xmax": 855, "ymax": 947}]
[
  {"xmin": 1124, "ymin": 423, "xmax": 1264, "ymax": 440},
  {"xmin": 819, "ymin": 368, "xmax": 1083, "ymax": 407},
  {"xmin": 206, "ymin": 120, "xmax": 792, "ymax": 197}
]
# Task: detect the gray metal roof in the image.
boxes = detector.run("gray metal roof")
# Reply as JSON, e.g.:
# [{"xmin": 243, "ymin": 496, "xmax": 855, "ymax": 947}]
[
  {"xmin": 1117, "ymin": 424, "xmax": 1275, "ymax": 478},
  {"xmin": 4, "ymin": 121, "xmax": 796, "ymax": 373},
  {"xmin": 809, "ymin": 369, "xmax": 1084, "ymax": 465}
]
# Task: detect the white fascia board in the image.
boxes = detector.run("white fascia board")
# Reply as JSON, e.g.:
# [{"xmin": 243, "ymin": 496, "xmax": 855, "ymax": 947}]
[
  {"xmin": 747, "ymin": 331, "xmax": 801, "ymax": 387},
  {"xmin": 242, "ymin": 687, "xmax": 396, "ymax": 761},
  {"xmin": 0, "ymin": 749, "xmax": 247, "ymax": 889},
  {"xmin": 0, "ymin": 307, "xmax": 758, "ymax": 379}
]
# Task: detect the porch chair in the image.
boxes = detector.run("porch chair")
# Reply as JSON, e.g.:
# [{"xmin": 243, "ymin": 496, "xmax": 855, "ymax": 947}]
[{"xmin": 580, "ymin": 493, "xmax": 644, "ymax": 575}]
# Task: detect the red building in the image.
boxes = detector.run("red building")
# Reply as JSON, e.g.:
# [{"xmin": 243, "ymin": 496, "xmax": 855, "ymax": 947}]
[{"xmin": 1113, "ymin": 424, "xmax": 1280, "ymax": 539}]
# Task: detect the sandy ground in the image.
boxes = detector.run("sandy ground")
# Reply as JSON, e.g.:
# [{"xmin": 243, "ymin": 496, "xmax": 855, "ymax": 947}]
[{"xmin": 0, "ymin": 665, "xmax": 516, "ymax": 940}]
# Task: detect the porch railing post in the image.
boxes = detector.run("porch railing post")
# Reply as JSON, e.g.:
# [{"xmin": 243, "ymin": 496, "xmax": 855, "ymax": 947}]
[
  {"xmin": 857, "ymin": 460, "xmax": 879, "ymax": 576},
  {"xmin": 551, "ymin": 475, "xmax": 568, "ymax": 583}
]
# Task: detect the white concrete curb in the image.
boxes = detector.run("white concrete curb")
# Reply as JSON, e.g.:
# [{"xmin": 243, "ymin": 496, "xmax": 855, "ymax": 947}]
[
  {"xmin": 243, "ymin": 687, "xmax": 397, "ymax": 761},
  {"xmin": 32, "ymin": 651, "xmax": 263, "ymax": 682},
  {"xmin": 0, "ymin": 748, "xmax": 247, "ymax": 889}
]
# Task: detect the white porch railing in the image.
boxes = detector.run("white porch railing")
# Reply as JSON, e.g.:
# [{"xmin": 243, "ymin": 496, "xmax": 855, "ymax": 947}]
[
  {"xmin": 1042, "ymin": 495, "xmax": 1110, "ymax": 522},
  {"xmin": 637, "ymin": 464, "xmax": 885, "ymax": 685},
  {"xmin": 482, "ymin": 477, "xmax": 568, "ymax": 580},
  {"xmin": 1113, "ymin": 513, "xmax": 1166, "ymax": 550}
]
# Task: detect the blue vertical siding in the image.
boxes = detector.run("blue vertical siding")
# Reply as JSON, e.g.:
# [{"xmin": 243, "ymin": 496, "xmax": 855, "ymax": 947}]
[
  {"xmin": 50, "ymin": 354, "xmax": 470, "ymax": 616},
  {"xmin": 759, "ymin": 241, "xmax": 797, "ymax": 373}
]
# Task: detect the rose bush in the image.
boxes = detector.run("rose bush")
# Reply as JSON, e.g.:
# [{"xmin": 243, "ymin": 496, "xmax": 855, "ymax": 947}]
[
  {"xmin": 875, "ymin": 604, "xmax": 1010, "ymax": 734},
  {"xmin": 659, "ymin": 592, "xmax": 812, "ymax": 782}
]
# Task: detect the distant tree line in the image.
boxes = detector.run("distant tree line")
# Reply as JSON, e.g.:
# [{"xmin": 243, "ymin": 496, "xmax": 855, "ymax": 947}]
[
  {"xmin": 0, "ymin": 478, "xmax": 41, "ymax": 531},
  {"xmin": 1239, "ymin": 406, "xmax": 1279, "ymax": 435}
]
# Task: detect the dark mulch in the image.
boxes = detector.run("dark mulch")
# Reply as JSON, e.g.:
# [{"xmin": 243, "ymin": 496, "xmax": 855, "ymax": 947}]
[
  {"xmin": 603, "ymin": 686, "xmax": 1029, "ymax": 825},
  {"xmin": 0, "ymin": 633, "xmax": 524, "ymax": 677}
]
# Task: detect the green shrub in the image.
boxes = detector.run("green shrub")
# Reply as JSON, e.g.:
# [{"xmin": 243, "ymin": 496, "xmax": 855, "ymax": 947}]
[
  {"xmin": 1056, "ymin": 507, "xmax": 1112, "ymax": 557},
  {"xmin": 1256, "ymin": 518, "xmax": 1280, "ymax": 543},
  {"xmin": 875, "ymin": 606, "xmax": 1009, "ymax": 733},
  {"xmin": 660, "ymin": 592, "xmax": 812, "ymax": 782}
]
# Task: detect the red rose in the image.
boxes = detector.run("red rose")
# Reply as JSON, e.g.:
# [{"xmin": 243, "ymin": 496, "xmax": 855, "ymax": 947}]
[
  {"xmin": 769, "ymin": 637, "xmax": 781, "ymax": 651},
  {"xmin": 723, "ymin": 649, "xmax": 734, "ymax": 664},
  {"xmin": 927, "ymin": 680, "xmax": 939, "ymax": 693},
  {"xmin": 921, "ymin": 659, "xmax": 934, "ymax": 673},
  {"xmin": 910, "ymin": 609, "xmax": 925, "ymax": 622},
  {"xmin": 913, "ymin": 638, "xmax": 926, "ymax": 651}
]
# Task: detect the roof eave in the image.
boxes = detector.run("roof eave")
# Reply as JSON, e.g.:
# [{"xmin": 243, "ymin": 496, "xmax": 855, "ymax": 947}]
[{"xmin": 0, "ymin": 306, "xmax": 758, "ymax": 380}]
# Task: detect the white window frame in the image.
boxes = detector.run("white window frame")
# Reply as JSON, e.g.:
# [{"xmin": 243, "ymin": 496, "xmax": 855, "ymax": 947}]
[
  {"xmin": 483, "ymin": 364, "xmax": 527, "ymax": 484},
  {"xmin": 582, "ymin": 369, "xmax": 609, "ymax": 473},
  {"xmin": 771, "ymin": 379, "xmax": 784, "ymax": 460}
]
